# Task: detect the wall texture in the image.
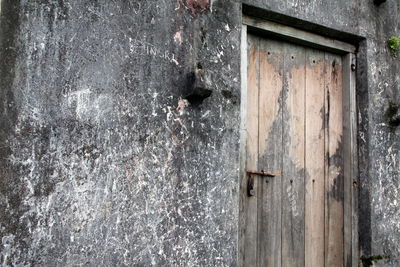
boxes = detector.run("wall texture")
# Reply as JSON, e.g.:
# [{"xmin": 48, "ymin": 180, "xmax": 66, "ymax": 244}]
[{"xmin": 0, "ymin": 0, "xmax": 399, "ymax": 266}]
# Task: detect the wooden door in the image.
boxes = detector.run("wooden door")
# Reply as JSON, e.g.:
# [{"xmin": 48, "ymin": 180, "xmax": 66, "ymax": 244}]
[{"xmin": 244, "ymin": 34, "xmax": 345, "ymax": 267}]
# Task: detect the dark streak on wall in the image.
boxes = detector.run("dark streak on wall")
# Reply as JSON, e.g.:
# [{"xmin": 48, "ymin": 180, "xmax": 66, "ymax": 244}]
[{"xmin": 0, "ymin": 1, "xmax": 25, "ymax": 265}]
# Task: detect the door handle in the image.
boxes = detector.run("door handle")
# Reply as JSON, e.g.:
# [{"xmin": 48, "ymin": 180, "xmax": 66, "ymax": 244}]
[{"xmin": 246, "ymin": 170, "xmax": 281, "ymax": 197}]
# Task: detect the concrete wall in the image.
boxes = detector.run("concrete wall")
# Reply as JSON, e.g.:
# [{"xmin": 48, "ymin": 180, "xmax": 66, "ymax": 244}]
[{"xmin": 0, "ymin": 0, "xmax": 399, "ymax": 266}]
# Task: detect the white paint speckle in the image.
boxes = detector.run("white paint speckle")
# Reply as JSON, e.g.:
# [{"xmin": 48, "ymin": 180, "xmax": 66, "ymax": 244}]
[{"xmin": 224, "ymin": 24, "xmax": 230, "ymax": 32}]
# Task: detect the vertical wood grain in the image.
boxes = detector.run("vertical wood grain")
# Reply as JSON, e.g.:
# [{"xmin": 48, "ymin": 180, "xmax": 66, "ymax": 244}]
[
  {"xmin": 305, "ymin": 49, "xmax": 326, "ymax": 267},
  {"xmin": 243, "ymin": 34, "xmax": 259, "ymax": 267},
  {"xmin": 342, "ymin": 53, "xmax": 351, "ymax": 267},
  {"xmin": 350, "ymin": 54, "xmax": 358, "ymax": 267},
  {"xmin": 258, "ymin": 38, "xmax": 283, "ymax": 267},
  {"xmin": 281, "ymin": 43, "xmax": 306, "ymax": 267},
  {"xmin": 324, "ymin": 53, "xmax": 344, "ymax": 267},
  {"xmin": 342, "ymin": 53, "xmax": 358, "ymax": 267}
]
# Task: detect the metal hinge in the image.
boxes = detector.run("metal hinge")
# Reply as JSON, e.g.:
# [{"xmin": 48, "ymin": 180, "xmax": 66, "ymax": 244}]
[{"xmin": 247, "ymin": 170, "xmax": 281, "ymax": 197}]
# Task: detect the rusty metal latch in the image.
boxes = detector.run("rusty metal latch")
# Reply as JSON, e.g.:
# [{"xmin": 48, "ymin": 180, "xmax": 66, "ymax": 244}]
[{"xmin": 247, "ymin": 170, "xmax": 281, "ymax": 197}]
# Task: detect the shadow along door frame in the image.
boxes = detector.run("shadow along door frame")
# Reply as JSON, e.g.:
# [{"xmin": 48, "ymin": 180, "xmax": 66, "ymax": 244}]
[{"xmin": 239, "ymin": 15, "xmax": 359, "ymax": 267}]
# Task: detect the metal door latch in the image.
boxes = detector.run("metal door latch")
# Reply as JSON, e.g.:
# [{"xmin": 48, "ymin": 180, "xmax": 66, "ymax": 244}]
[{"xmin": 247, "ymin": 170, "xmax": 281, "ymax": 197}]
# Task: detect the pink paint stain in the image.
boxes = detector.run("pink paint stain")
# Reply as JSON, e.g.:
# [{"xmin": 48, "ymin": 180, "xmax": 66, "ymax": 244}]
[
  {"xmin": 185, "ymin": 0, "xmax": 209, "ymax": 16},
  {"xmin": 174, "ymin": 31, "xmax": 183, "ymax": 46}
]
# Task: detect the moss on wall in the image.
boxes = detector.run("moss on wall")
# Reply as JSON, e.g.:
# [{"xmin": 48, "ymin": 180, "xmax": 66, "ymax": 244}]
[{"xmin": 388, "ymin": 36, "xmax": 400, "ymax": 56}]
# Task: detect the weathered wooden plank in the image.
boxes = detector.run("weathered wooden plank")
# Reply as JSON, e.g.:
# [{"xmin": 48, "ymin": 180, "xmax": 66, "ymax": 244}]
[
  {"xmin": 342, "ymin": 53, "xmax": 351, "ymax": 267},
  {"xmin": 243, "ymin": 16, "xmax": 356, "ymax": 54},
  {"xmin": 281, "ymin": 42, "xmax": 306, "ymax": 267},
  {"xmin": 243, "ymin": 33, "xmax": 259, "ymax": 267},
  {"xmin": 324, "ymin": 52, "xmax": 344, "ymax": 267},
  {"xmin": 305, "ymin": 48, "xmax": 326, "ymax": 267},
  {"xmin": 342, "ymin": 53, "xmax": 358, "ymax": 267},
  {"xmin": 349, "ymin": 54, "xmax": 358, "ymax": 267},
  {"xmin": 323, "ymin": 52, "xmax": 330, "ymax": 267},
  {"xmin": 258, "ymin": 37, "xmax": 284, "ymax": 267}
]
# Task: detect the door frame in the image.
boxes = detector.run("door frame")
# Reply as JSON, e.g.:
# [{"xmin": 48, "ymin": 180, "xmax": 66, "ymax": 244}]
[{"xmin": 239, "ymin": 12, "xmax": 360, "ymax": 267}]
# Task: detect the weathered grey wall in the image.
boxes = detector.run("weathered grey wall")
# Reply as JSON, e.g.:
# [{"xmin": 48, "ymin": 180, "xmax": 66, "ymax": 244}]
[
  {"xmin": 0, "ymin": 0, "xmax": 399, "ymax": 266},
  {"xmin": 0, "ymin": 1, "xmax": 241, "ymax": 266}
]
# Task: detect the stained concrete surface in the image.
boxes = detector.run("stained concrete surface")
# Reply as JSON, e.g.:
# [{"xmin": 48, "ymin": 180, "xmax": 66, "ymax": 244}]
[{"xmin": 0, "ymin": 0, "xmax": 399, "ymax": 266}]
